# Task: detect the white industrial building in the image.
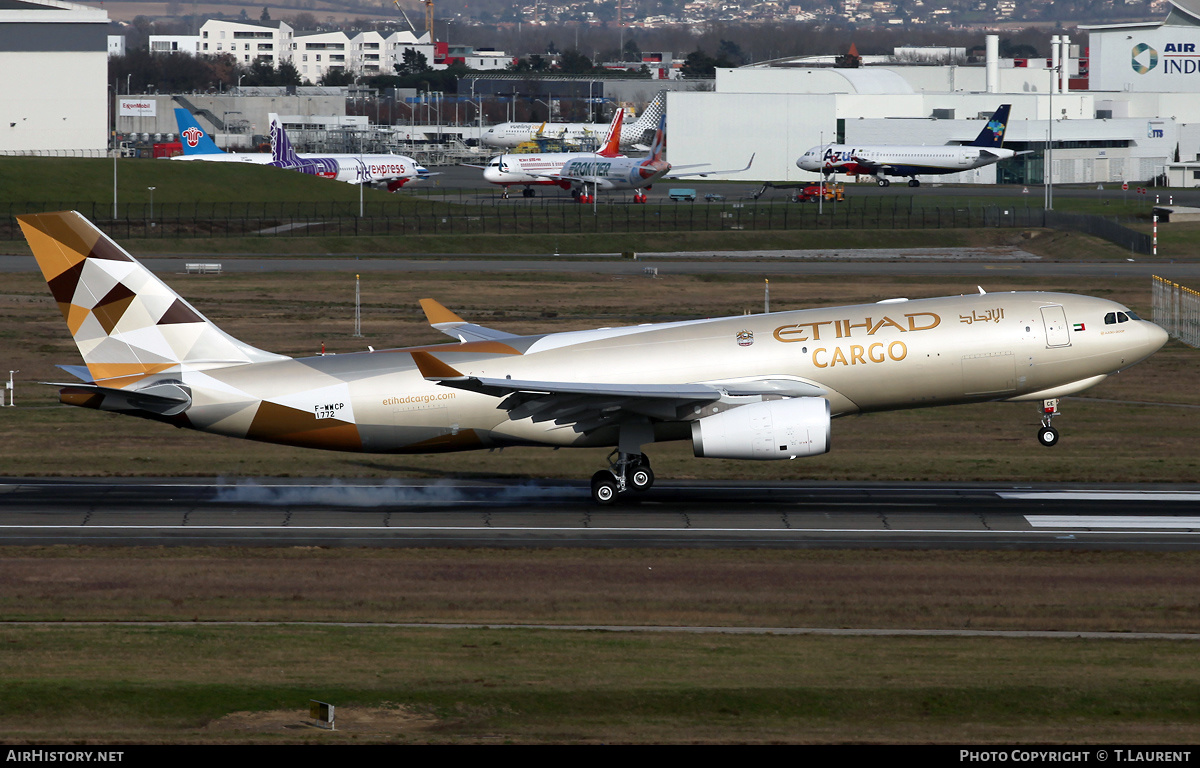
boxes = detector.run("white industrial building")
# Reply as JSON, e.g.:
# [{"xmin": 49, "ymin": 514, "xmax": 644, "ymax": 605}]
[
  {"xmin": 0, "ymin": 0, "xmax": 108, "ymax": 155},
  {"xmin": 198, "ymin": 18, "xmax": 294, "ymax": 69},
  {"xmin": 155, "ymin": 26, "xmax": 438, "ymax": 85},
  {"xmin": 668, "ymin": 0, "xmax": 1200, "ymax": 186}
]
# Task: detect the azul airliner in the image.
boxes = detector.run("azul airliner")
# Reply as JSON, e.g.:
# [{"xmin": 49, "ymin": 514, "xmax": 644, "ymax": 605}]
[{"xmin": 797, "ymin": 104, "xmax": 1015, "ymax": 187}]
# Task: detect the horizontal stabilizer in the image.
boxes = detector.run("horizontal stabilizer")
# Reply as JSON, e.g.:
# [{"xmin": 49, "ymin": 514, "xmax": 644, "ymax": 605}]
[{"xmin": 55, "ymin": 364, "xmax": 93, "ymax": 383}]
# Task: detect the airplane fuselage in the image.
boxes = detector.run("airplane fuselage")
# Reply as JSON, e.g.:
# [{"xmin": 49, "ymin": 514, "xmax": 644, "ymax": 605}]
[
  {"xmin": 482, "ymin": 121, "xmax": 643, "ymax": 149},
  {"xmin": 74, "ymin": 291, "xmax": 1166, "ymax": 455},
  {"xmin": 482, "ymin": 152, "xmax": 668, "ymax": 191},
  {"xmin": 797, "ymin": 143, "xmax": 1016, "ymax": 179},
  {"xmin": 272, "ymin": 153, "xmax": 426, "ymax": 187}
]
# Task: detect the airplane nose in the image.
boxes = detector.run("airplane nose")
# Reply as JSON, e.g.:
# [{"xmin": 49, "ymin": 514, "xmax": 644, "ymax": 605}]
[{"xmin": 1146, "ymin": 321, "xmax": 1169, "ymax": 354}]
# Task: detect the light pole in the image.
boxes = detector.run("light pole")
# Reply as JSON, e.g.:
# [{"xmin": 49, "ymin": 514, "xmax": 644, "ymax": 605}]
[
  {"xmin": 1045, "ymin": 64, "xmax": 1059, "ymax": 211},
  {"xmin": 6, "ymin": 370, "xmax": 16, "ymax": 407},
  {"xmin": 147, "ymin": 186, "xmax": 156, "ymax": 222}
]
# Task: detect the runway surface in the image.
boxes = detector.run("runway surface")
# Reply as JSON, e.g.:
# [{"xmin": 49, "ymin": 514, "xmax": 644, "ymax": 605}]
[{"xmin": 4, "ymin": 478, "xmax": 1200, "ymax": 550}]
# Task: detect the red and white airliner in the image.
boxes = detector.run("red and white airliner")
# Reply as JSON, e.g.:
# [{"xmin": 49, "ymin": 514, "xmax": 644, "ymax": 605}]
[{"xmin": 477, "ymin": 112, "xmax": 753, "ymax": 203}]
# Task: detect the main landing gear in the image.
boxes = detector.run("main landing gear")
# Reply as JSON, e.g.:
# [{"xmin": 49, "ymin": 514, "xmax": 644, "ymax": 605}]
[
  {"xmin": 876, "ymin": 177, "xmax": 891, "ymax": 187},
  {"xmin": 1037, "ymin": 398, "xmax": 1060, "ymax": 447},
  {"xmin": 522, "ymin": 187, "xmax": 536, "ymax": 198},
  {"xmin": 590, "ymin": 451, "xmax": 654, "ymax": 505},
  {"xmin": 908, "ymin": 178, "xmax": 921, "ymax": 187}
]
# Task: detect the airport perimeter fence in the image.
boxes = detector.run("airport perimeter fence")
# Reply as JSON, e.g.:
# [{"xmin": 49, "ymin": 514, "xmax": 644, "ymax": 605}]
[
  {"xmin": 1152, "ymin": 275, "xmax": 1200, "ymax": 347},
  {"xmin": 0, "ymin": 197, "xmax": 1152, "ymax": 253}
]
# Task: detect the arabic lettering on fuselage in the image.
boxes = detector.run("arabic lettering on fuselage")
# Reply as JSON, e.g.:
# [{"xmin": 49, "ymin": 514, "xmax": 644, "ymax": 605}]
[{"xmin": 959, "ymin": 308, "xmax": 1006, "ymax": 325}]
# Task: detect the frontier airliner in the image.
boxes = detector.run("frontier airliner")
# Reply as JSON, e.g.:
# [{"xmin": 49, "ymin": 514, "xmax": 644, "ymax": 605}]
[{"xmin": 480, "ymin": 113, "xmax": 753, "ymax": 202}]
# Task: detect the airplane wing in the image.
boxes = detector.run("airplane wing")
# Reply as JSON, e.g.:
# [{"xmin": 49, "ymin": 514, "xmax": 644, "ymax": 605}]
[
  {"xmin": 412, "ymin": 351, "xmax": 722, "ymax": 429},
  {"xmin": 420, "ymin": 299, "xmax": 521, "ymax": 343},
  {"xmin": 666, "ymin": 154, "xmax": 755, "ymax": 179},
  {"xmin": 412, "ymin": 351, "xmax": 828, "ymax": 434}
]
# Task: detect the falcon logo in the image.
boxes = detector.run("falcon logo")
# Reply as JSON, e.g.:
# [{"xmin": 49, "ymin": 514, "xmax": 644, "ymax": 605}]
[
  {"xmin": 182, "ymin": 127, "xmax": 203, "ymax": 148},
  {"xmin": 1132, "ymin": 43, "xmax": 1158, "ymax": 75}
]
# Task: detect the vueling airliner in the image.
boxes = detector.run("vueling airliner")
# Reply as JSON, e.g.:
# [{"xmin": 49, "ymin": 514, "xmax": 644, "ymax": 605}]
[
  {"xmin": 481, "ymin": 91, "xmax": 666, "ymax": 151},
  {"xmin": 18, "ymin": 211, "xmax": 1167, "ymax": 504}
]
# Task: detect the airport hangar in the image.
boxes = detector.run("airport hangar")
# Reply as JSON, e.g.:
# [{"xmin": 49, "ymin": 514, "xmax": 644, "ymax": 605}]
[
  {"xmin": 0, "ymin": 0, "xmax": 108, "ymax": 156},
  {"xmin": 666, "ymin": 0, "xmax": 1200, "ymax": 187}
]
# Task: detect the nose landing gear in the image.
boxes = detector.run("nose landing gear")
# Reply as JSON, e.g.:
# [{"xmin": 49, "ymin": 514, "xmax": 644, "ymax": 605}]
[{"xmin": 1037, "ymin": 398, "xmax": 1060, "ymax": 447}]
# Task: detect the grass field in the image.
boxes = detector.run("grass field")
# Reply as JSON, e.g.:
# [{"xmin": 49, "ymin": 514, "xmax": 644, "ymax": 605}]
[{"xmin": 2, "ymin": 548, "xmax": 1200, "ymax": 744}]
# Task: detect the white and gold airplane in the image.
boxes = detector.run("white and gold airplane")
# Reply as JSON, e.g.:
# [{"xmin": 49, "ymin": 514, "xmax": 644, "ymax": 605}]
[{"xmin": 19, "ymin": 212, "xmax": 1169, "ymax": 504}]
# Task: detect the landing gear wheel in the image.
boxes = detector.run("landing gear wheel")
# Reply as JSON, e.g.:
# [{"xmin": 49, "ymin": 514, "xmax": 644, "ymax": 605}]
[
  {"xmin": 522, "ymin": 187, "xmax": 535, "ymax": 198},
  {"xmin": 1037, "ymin": 426, "xmax": 1059, "ymax": 447},
  {"xmin": 591, "ymin": 471, "xmax": 619, "ymax": 505},
  {"xmin": 908, "ymin": 178, "xmax": 920, "ymax": 187},
  {"xmin": 877, "ymin": 178, "xmax": 890, "ymax": 187},
  {"xmin": 630, "ymin": 465, "xmax": 655, "ymax": 492}
]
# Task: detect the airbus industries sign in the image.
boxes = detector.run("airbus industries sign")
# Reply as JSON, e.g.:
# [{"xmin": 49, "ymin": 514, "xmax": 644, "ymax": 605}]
[{"xmin": 1132, "ymin": 42, "xmax": 1200, "ymax": 75}]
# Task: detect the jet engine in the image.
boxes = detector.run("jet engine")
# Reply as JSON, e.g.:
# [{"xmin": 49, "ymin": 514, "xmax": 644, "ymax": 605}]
[{"xmin": 691, "ymin": 397, "xmax": 831, "ymax": 460}]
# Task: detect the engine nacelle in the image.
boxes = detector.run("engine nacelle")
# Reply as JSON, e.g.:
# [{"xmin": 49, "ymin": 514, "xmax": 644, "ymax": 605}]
[{"xmin": 691, "ymin": 397, "xmax": 831, "ymax": 460}]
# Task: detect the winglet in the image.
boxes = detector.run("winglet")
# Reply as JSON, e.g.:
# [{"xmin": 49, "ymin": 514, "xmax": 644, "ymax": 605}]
[
  {"xmin": 411, "ymin": 350, "xmax": 467, "ymax": 380},
  {"xmin": 419, "ymin": 298, "xmax": 465, "ymax": 326}
]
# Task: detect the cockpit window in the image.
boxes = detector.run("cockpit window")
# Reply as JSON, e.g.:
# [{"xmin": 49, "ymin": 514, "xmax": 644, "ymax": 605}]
[
  {"xmin": 1118, "ymin": 312, "xmax": 1129, "ymax": 323},
  {"xmin": 1105, "ymin": 312, "xmax": 1116, "ymax": 324},
  {"xmin": 1126, "ymin": 310, "xmax": 1141, "ymax": 320}
]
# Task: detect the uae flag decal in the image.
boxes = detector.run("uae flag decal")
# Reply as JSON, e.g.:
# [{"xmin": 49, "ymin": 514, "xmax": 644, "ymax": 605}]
[{"xmin": 1073, "ymin": 322, "xmax": 1086, "ymax": 332}]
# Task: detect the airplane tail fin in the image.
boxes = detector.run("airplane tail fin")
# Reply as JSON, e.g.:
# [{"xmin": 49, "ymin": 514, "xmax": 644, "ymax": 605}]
[
  {"xmin": 597, "ymin": 108, "xmax": 624, "ymax": 157},
  {"xmin": 16, "ymin": 211, "xmax": 286, "ymax": 384},
  {"xmin": 173, "ymin": 108, "xmax": 225, "ymax": 156},
  {"xmin": 268, "ymin": 113, "xmax": 300, "ymax": 166},
  {"xmin": 647, "ymin": 115, "xmax": 667, "ymax": 161},
  {"xmin": 625, "ymin": 90, "xmax": 666, "ymax": 146},
  {"xmin": 969, "ymin": 104, "xmax": 1011, "ymax": 148}
]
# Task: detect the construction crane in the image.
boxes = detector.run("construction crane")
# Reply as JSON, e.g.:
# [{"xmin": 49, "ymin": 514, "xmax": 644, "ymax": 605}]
[
  {"xmin": 392, "ymin": 0, "xmax": 432, "ymax": 39},
  {"xmin": 393, "ymin": 0, "xmax": 417, "ymax": 33}
]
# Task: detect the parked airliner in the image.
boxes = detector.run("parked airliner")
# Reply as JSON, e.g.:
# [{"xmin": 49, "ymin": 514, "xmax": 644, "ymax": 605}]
[
  {"xmin": 268, "ymin": 114, "xmax": 433, "ymax": 191},
  {"xmin": 170, "ymin": 108, "xmax": 271, "ymax": 164},
  {"xmin": 18, "ymin": 211, "xmax": 1168, "ymax": 504},
  {"xmin": 481, "ymin": 91, "xmax": 665, "ymax": 151},
  {"xmin": 797, "ymin": 104, "xmax": 1015, "ymax": 187},
  {"xmin": 171, "ymin": 109, "xmax": 432, "ymax": 191},
  {"xmin": 480, "ymin": 113, "xmax": 753, "ymax": 202}
]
